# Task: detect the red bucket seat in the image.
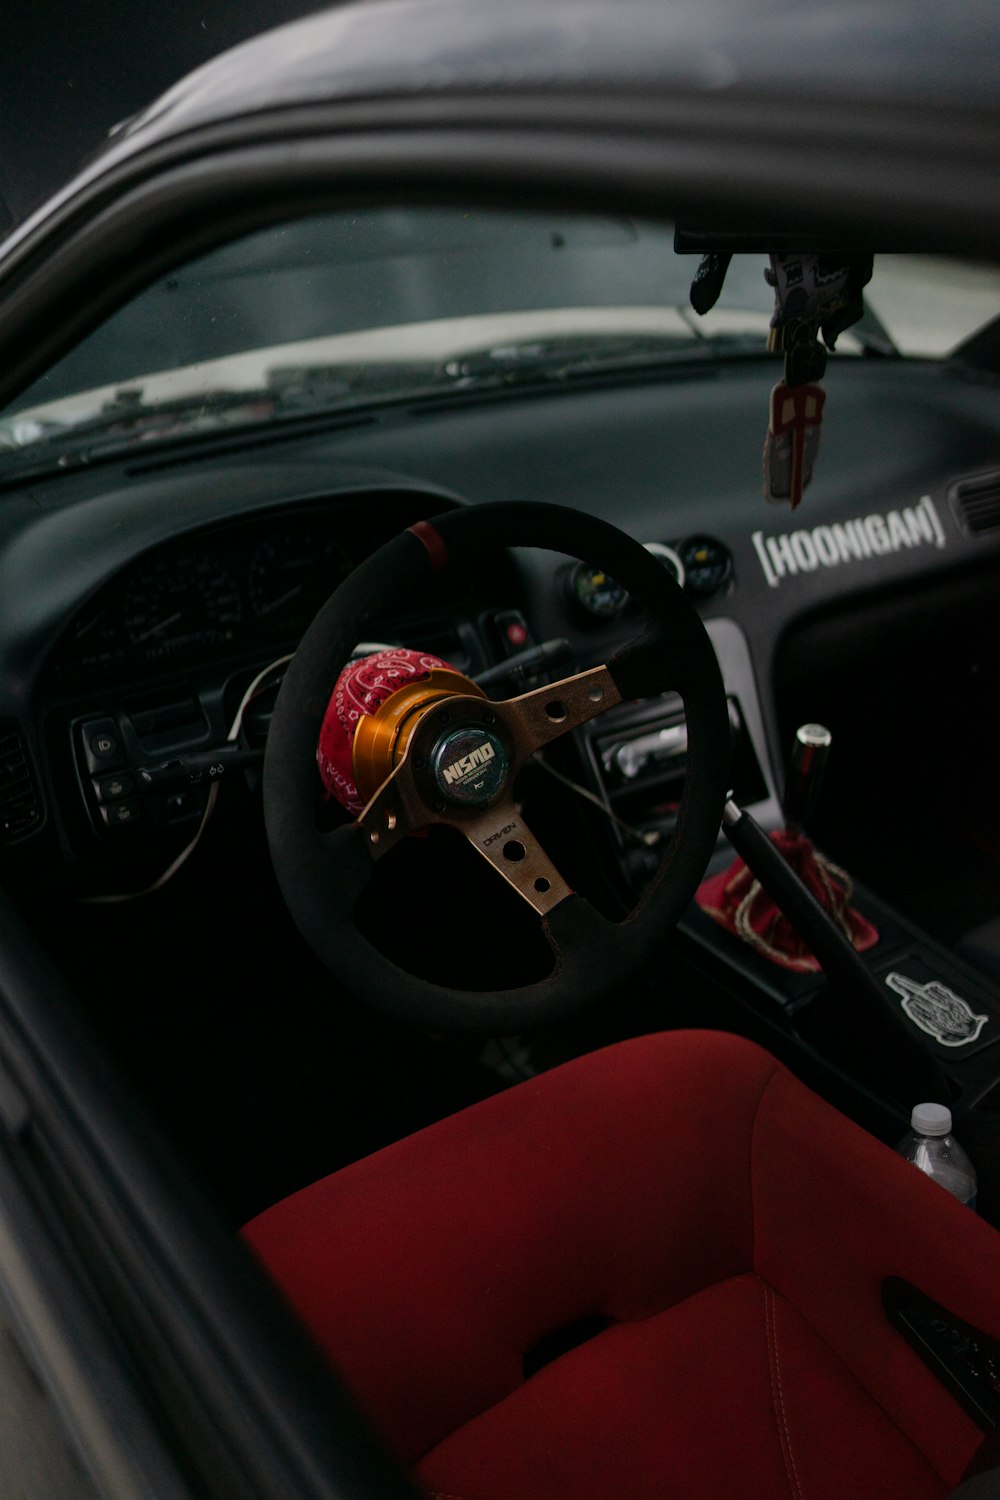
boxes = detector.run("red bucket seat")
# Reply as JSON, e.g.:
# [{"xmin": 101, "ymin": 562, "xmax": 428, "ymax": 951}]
[{"xmin": 243, "ymin": 1031, "xmax": 1000, "ymax": 1499}]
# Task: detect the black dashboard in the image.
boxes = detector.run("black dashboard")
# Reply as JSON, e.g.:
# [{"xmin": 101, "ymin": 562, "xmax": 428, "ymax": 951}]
[{"xmin": 2, "ymin": 355, "xmax": 1000, "ymax": 899}]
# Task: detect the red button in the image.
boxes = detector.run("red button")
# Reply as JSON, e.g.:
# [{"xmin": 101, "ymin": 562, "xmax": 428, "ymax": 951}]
[{"xmin": 505, "ymin": 621, "xmax": 528, "ymax": 648}]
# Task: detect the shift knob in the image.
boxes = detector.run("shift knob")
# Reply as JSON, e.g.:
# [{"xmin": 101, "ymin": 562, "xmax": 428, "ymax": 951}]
[{"xmin": 783, "ymin": 722, "xmax": 832, "ymax": 832}]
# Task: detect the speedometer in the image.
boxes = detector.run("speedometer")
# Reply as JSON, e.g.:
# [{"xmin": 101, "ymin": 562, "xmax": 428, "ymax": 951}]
[
  {"xmin": 124, "ymin": 551, "xmax": 243, "ymax": 662},
  {"xmin": 248, "ymin": 524, "xmax": 353, "ymax": 635}
]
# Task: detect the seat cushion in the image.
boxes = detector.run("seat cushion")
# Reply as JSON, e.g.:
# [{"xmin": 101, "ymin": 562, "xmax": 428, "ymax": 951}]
[
  {"xmin": 418, "ymin": 1273, "xmax": 943, "ymax": 1500},
  {"xmin": 243, "ymin": 1030, "xmax": 1000, "ymax": 1498}
]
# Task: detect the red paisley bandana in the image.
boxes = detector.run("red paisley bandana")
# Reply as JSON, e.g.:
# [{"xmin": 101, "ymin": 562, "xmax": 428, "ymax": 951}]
[{"xmin": 317, "ymin": 647, "xmax": 454, "ymax": 813}]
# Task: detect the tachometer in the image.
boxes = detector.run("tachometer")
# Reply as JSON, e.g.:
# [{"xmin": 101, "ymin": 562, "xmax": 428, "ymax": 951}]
[
  {"xmin": 60, "ymin": 603, "xmax": 125, "ymax": 679},
  {"xmin": 248, "ymin": 525, "xmax": 352, "ymax": 635}
]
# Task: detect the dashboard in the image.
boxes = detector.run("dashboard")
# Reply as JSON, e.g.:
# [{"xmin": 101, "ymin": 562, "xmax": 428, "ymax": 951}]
[{"xmin": 1, "ymin": 355, "xmax": 1000, "ymax": 901}]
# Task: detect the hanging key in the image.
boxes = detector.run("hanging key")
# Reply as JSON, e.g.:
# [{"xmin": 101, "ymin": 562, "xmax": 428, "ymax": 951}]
[
  {"xmin": 762, "ymin": 262, "xmax": 831, "ymax": 508},
  {"xmin": 780, "ymin": 321, "xmax": 827, "ymax": 386}
]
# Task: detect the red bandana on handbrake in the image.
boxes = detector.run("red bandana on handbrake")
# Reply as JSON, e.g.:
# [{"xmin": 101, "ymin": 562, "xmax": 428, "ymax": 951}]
[
  {"xmin": 317, "ymin": 647, "xmax": 454, "ymax": 814},
  {"xmin": 696, "ymin": 829, "xmax": 878, "ymax": 972}
]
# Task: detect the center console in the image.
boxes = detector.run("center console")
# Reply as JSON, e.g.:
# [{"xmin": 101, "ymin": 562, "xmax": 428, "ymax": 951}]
[
  {"xmin": 575, "ymin": 617, "xmax": 779, "ymax": 888},
  {"xmin": 571, "ymin": 615, "xmax": 1000, "ymax": 1221}
]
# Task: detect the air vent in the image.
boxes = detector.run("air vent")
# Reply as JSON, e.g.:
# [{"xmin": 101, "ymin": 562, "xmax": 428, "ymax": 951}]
[
  {"xmin": 950, "ymin": 471, "xmax": 1000, "ymax": 535},
  {"xmin": 0, "ymin": 720, "xmax": 44, "ymax": 842}
]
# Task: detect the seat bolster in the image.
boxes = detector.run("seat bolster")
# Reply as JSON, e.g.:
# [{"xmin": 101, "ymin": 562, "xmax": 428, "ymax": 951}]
[
  {"xmin": 751, "ymin": 1066, "xmax": 1000, "ymax": 1488},
  {"xmin": 243, "ymin": 1029, "xmax": 779, "ymax": 1461}
]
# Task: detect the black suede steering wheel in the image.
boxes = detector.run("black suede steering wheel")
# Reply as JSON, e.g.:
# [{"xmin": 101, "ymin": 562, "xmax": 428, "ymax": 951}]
[{"xmin": 264, "ymin": 502, "xmax": 731, "ymax": 1033}]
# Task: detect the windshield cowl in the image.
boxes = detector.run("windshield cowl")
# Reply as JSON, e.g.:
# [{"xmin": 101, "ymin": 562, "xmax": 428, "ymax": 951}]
[{"xmin": 0, "ymin": 308, "xmax": 787, "ymax": 475}]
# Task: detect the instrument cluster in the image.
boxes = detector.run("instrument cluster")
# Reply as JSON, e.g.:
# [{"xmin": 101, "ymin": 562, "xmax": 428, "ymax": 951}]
[{"xmin": 46, "ymin": 501, "xmax": 422, "ymax": 689}]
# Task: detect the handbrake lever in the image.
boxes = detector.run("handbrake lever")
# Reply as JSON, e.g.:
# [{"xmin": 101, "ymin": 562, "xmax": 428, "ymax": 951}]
[{"xmin": 722, "ymin": 798, "xmax": 947, "ymax": 1101}]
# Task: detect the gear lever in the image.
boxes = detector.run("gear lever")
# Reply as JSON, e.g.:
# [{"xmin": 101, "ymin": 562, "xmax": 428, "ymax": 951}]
[{"xmin": 783, "ymin": 722, "xmax": 832, "ymax": 834}]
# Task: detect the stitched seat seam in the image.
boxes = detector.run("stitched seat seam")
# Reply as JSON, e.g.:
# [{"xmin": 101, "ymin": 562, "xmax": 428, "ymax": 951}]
[
  {"xmin": 765, "ymin": 1281, "xmax": 804, "ymax": 1500},
  {"xmin": 748, "ymin": 1064, "xmax": 782, "ymax": 1277}
]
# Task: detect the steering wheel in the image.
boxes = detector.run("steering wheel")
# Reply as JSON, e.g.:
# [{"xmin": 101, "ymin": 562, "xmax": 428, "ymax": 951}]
[{"xmin": 264, "ymin": 502, "xmax": 732, "ymax": 1033}]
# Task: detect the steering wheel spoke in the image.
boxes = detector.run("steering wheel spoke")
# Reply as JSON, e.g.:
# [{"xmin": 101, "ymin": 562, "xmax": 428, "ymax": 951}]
[
  {"xmin": 499, "ymin": 664, "xmax": 622, "ymax": 759},
  {"xmin": 356, "ymin": 757, "xmax": 431, "ymax": 860},
  {"xmin": 460, "ymin": 802, "xmax": 572, "ymax": 915}
]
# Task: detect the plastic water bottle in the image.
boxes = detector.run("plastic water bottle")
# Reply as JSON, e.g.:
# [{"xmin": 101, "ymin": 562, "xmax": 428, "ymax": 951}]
[{"xmin": 897, "ymin": 1103, "xmax": 977, "ymax": 1210}]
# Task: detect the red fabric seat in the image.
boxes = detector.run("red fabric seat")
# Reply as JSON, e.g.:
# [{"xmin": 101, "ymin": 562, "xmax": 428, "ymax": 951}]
[{"xmin": 243, "ymin": 1031, "xmax": 1000, "ymax": 1499}]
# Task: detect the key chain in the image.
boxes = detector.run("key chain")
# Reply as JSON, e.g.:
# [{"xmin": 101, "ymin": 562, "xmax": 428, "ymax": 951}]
[{"xmin": 762, "ymin": 253, "xmax": 872, "ymax": 508}]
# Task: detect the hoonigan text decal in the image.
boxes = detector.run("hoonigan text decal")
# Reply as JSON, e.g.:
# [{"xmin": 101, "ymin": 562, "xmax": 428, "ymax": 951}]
[{"xmin": 752, "ymin": 495, "xmax": 946, "ymax": 589}]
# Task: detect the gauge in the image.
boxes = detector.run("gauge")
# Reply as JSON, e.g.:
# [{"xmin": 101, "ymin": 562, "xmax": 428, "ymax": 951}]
[
  {"xmin": 643, "ymin": 541, "xmax": 686, "ymax": 589},
  {"xmin": 568, "ymin": 562, "xmax": 628, "ymax": 619},
  {"xmin": 57, "ymin": 603, "xmax": 125, "ymax": 681},
  {"xmin": 124, "ymin": 551, "xmax": 243, "ymax": 662},
  {"xmin": 677, "ymin": 535, "xmax": 733, "ymax": 598},
  {"xmin": 248, "ymin": 524, "xmax": 353, "ymax": 634}
]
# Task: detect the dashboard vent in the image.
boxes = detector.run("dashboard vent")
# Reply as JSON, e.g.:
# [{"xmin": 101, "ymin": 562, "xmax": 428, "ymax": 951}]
[
  {"xmin": 950, "ymin": 471, "xmax": 1000, "ymax": 535},
  {"xmin": 0, "ymin": 721, "xmax": 44, "ymax": 842}
]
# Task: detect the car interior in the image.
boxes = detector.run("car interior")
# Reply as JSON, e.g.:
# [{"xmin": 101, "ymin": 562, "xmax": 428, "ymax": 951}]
[{"xmin": 2, "ymin": 191, "xmax": 1000, "ymax": 1496}]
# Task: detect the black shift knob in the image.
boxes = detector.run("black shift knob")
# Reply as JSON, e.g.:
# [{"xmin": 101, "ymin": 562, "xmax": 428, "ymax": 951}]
[{"xmin": 783, "ymin": 723, "xmax": 832, "ymax": 832}]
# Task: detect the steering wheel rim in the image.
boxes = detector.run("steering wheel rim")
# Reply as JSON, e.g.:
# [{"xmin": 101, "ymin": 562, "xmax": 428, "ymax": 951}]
[{"xmin": 264, "ymin": 501, "xmax": 732, "ymax": 1033}]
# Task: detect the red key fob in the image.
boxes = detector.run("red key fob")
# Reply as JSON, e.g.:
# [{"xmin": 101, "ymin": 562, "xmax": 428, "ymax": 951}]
[{"xmin": 763, "ymin": 380, "xmax": 826, "ymax": 509}]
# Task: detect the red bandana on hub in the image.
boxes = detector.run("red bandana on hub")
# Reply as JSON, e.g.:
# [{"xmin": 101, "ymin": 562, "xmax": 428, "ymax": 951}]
[{"xmin": 317, "ymin": 647, "xmax": 454, "ymax": 813}]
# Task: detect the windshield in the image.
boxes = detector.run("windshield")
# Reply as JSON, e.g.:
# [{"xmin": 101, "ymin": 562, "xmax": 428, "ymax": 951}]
[{"xmin": 2, "ymin": 208, "xmax": 998, "ymax": 468}]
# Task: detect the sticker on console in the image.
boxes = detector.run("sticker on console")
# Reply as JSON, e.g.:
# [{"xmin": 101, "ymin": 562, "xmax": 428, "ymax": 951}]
[
  {"xmin": 751, "ymin": 495, "xmax": 946, "ymax": 589},
  {"xmin": 886, "ymin": 971, "xmax": 988, "ymax": 1048}
]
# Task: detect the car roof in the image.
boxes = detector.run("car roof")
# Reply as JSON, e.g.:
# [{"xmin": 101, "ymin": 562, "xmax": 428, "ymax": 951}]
[
  {"xmin": 10, "ymin": 0, "xmax": 1000, "ymax": 195},
  {"xmin": 0, "ymin": 0, "xmax": 996, "ymax": 283},
  {"xmin": 123, "ymin": 0, "xmax": 999, "ymax": 134}
]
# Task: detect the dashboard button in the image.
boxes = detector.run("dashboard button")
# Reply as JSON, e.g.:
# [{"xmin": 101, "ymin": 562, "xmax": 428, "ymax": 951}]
[
  {"xmin": 92, "ymin": 771, "xmax": 134, "ymax": 803},
  {"xmin": 493, "ymin": 610, "xmax": 532, "ymax": 656},
  {"xmin": 100, "ymin": 799, "xmax": 141, "ymax": 828},
  {"xmin": 83, "ymin": 717, "xmax": 126, "ymax": 774}
]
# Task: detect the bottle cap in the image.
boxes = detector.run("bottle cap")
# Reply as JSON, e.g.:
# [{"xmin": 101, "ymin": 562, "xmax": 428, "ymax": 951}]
[{"xmin": 910, "ymin": 1102, "xmax": 952, "ymax": 1136}]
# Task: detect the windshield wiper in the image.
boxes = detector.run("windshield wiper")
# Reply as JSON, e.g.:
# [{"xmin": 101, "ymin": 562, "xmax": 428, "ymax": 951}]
[
  {"xmin": 0, "ymin": 381, "xmax": 380, "ymax": 481},
  {"xmin": 439, "ymin": 328, "xmax": 769, "ymax": 390},
  {"xmin": 0, "ymin": 386, "xmax": 279, "ymax": 473},
  {"xmin": 0, "ymin": 326, "xmax": 774, "ymax": 482}
]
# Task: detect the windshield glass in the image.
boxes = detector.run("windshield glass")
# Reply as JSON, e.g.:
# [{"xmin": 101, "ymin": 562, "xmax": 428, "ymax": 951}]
[{"xmin": 2, "ymin": 208, "xmax": 997, "ymax": 467}]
